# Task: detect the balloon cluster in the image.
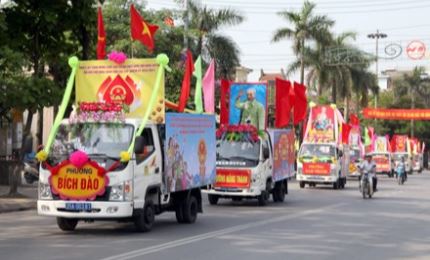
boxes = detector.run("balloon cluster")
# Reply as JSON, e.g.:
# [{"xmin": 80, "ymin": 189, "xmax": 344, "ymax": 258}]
[
  {"xmin": 79, "ymin": 102, "xmax": 122, "ymax": 112},
  {"xmin": 108, "ymin": 51, "xmax": 127, "ymax": 64},
  {"xmin": 216, "ymin": 124, "xmax": 260, "ymax": 142}
]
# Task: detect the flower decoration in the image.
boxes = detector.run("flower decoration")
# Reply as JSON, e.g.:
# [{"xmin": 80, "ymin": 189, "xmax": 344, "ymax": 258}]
[
  {"xmin": 120, "ymin": 151, "xmax": 131, "ymax": 162},
  {"xmin": 36, "ymin": 150, "xmax": 48, "ymax": 162},
  {"xmin": 216, "ymin": 124, "xmax": 263, "ymax": 143},
  {"xmin": 69, "ymin": 102, "xmax": 127, "ymax": 124},
  {"xmin": 108, "ymin": 51, "xmax": 127, "ymax": 64}
]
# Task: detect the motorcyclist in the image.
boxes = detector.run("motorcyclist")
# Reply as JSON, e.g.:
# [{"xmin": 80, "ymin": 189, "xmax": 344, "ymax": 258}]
[{"xmin": 359, "ymin": 154, "xmax": 377, "ymax": 192}]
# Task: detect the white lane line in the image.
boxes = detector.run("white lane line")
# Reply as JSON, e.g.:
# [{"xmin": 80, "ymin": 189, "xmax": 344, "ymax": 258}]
[{"xmin": 99, "ymin": 202, "xmax": 346, "ymax": 260}]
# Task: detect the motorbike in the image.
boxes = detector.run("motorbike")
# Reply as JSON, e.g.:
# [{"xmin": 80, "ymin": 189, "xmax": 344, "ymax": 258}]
[
  {"xmin": 21, "ymin": 153, "xmax": 39, "ymax": 185},
  {"xmin": 360, "ymin": 170, "xmax": 374, "ymax": 199},
  {"xmin": 396, "ymin": 164, "xmax": 406, "ymax": 185}
]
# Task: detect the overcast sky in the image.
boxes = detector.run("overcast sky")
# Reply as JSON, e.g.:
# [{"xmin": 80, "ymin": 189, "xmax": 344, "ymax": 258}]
[{"xmin": 147, "ymin": 0, "xmax": 430, "ymax": 81}]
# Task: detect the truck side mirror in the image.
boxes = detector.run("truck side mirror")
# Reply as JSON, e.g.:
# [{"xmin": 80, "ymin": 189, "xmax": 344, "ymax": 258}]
[
  {"xmin": 263, "ymin": 147, "xmax": 270, "ymax": 159},
  {"xmin": 134, "ymin": 136, "xmax": 145, "ymax": 154}
]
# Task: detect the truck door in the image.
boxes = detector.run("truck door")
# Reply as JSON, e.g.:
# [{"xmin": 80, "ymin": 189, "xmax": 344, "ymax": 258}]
[
  {"xmin": 261, "ymin": 133, "xmax": 273, "ymax": 181},
  {"xmin": 133, "ymin": 126, "xmax": 163, "ymax": 207}
]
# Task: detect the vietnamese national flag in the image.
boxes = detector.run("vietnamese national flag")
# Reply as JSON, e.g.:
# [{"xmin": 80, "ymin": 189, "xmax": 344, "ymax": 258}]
[
  {"xmin": 220, "ymin": 79, "xmax": 231, "ymax": 125},
  {"xmin": 97, "ymin": 7, "xmax": 106, "ymax": 60},
  {"xmin": 342, "ymin": 123, "xmax": 352, "ymax": 144},
  {"xmin": 349, "ymin": 113, "xmax": 360, "ymax": 126},
  {"xmin": 130, "ymin": 4, "xmax": 159, "ymax": 52},
  {"xmin": 293, "ymin": 82, "xmax": 307, "ymax": 125},
  {"xmin": 275, "ymin": 78, "xmax": 293, "ymax": 128},
  {"xmin": 178, "ymin": 50, "xmax": 194, "ymax": 112}
]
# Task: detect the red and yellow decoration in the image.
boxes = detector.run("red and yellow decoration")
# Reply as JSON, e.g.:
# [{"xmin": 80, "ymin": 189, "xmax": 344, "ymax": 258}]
[
  {"xmin": 302, "ymin": 163, "xmax": 331, "ymax": 175},
  {"xmin": 363, "ymin": 108, "xmax": 430, "ymax": 120},
  {"xmin": 215, "ymin": 169, "xmax": 251, "ymax": 189}
]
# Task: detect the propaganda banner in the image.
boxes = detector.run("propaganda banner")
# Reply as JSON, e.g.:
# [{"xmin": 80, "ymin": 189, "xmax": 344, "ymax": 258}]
[
  {"xmin": 363, "ymin": 108, "xmax": 430, "ymax": 120},
  {"xmin": 392, "ymin": 135, "xmax": 408, "ymax": 153},
  {"xmin": 302, "ymin": 163, "xmax": 331, "ymax": 175},
  {"xmin": 164, "ymin": 113, "xmax": 216, "ymax": 193},
  {"xmin": 75, "ymin": 59, "xmax": 164, "ymax": 122},
  {"xmin": 304, "ymin": 106, "xmax": 336, "ymax": 143},
  {"xmin": 349, "ymin": 126, "xmax": 361, "ymax": 147},
  {"xmin": 229, "ymin": 83, "xmax": 267, "ymax": 130},
  {"xmin": 373, "ymin": 155, "xmax": 390, "ymax": 172},
  {"xmin": 214, "ymin": 169, "xmax": 251, "ymax": 188},
  {"xmin": 374, "ymin": 136, "xmax": 389, "ymax": 153},
  {"xmin": 269, "ymin": 129, "xmax": 295, "ymax": 181}
]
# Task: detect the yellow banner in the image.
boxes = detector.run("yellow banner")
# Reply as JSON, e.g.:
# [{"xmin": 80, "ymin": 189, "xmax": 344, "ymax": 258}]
[{"xmin": 75, "ymin": 59, "xmax": 164, "ymax": 122}]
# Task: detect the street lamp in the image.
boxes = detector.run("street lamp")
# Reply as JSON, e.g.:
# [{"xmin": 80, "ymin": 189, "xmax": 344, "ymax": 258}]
[{"xmin": 367, "ymin": 30, "xmax": 387, "ymax": 108}]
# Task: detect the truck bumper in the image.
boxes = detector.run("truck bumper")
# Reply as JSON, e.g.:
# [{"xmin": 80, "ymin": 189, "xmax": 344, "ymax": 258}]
[
  {"xmin": 296, "ymin": 175, "xmax": 338, "ymax": 183},
  {"xmin": 203, "ymin": 187, "xmax": 262, "ymax": 198},
  {"xmin": 37, "ymin": 200, "xmax": 134, "ymax": 219}
]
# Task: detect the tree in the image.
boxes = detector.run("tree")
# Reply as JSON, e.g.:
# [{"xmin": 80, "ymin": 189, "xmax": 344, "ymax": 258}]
[
  {"xmin": 186, "ymin": 0, "xmax": 244, "ymax": 79},
  {"xmin": 272, "ymin": 0, "xmax": 334, "ymax": 84}
]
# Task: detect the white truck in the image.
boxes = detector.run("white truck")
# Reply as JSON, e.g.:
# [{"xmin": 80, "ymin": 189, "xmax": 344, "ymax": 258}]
[
  {"xmin": 38, "ymin": 114, "xmax": 216, "ymax": 232},
  {"xmin": 296, "ymin": 142, "xmax": 348, "ymax": 189},
  {"xmin": 204, "ymin": 127, "xmax": 295, "ymax": 206},
  {"xmin": 296, "ymin": 105, "xmax": 348, "ymax": 189}
]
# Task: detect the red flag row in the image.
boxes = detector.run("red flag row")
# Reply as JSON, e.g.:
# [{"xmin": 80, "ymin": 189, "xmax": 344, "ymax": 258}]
[
  {"xmin": 97, "ymin": 4, "xmax": 159, "ymax": 59},
  {"xmin": 274, "ymin": 78, "xmax": 308, "ymax": 128}
]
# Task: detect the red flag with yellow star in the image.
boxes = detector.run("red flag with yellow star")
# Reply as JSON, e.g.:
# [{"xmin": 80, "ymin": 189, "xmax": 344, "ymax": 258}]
[
  {"xmin": 130, "ymin": 4, "xmax": 158, "ymax": 52},
  {"xmin": 97, "ymin": 7, "xmax": 106, "ymax": 59}
]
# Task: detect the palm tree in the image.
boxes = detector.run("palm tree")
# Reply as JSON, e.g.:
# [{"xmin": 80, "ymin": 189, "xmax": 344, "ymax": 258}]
[
  {"xmin": 272, "ymin": 0, "xmax": 334, "ymax": 84},
  {"xmin": 186, "ymin": 0, "xmax": 244, "ymax": 79}
]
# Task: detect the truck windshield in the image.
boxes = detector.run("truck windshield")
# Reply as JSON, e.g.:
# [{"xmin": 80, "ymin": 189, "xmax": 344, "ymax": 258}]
[
  {"xmin": 299, "ymin": 144, "xmax": 336, "ymax": 162},
  {"xmin": 349, "ymin": 149, "xmax": 361, "ymax": 161},
  {"xmin": 393, "ymin": 153, "xmax": 407, "ymax": 161},
  {"xmin": 216, "ymin": 140, "xmax": 260, "ymax": 167},
  {"xmin": 49, "ymin": 123, "xmax": 134, "ymax": 166}
]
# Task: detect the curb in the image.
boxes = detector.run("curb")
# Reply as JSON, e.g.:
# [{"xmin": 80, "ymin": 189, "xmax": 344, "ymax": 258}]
[{"xmin": 0, "ymin": 199, "xmax": 37, "ymax": 214}]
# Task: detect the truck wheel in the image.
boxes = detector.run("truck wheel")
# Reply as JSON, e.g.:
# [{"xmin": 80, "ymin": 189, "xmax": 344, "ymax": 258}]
[
  {"xmin": 333, "ymin": 180, "xmax": 339, "ymax": 190},
  {"xmin": 57, "ymin": 217, "xmax": 78, "ymax": 231},
  {"xmin": 273, "ymin": 182, "xmax": 285, "ymax": 203},
  {"xmin": 208, "ymin": 194, "xmax": 219, "ymax": 205},
  {"xmin": 299, "ymin": 181, "xmax": 305, "ymax": 189},
  {"xmin": 257, "ymin": 191, "xmax": 269, "ymax": 206},
  {"xmin": 182, "ymin": 196, "xmax": 198, "ymax": 224},
  {"xmin": 175, "ymin": 203, "xmax": 185, "ymax": 223},
  {"xmin": 134, "ymin": 201, "xmax": 155, "ymax": 232}
]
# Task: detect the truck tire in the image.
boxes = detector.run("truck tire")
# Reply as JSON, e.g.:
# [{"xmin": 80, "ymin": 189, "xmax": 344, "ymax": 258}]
[
  {"xmin": 273, "ymin": 182, "xmax": 285, "ymax": 203},
  {"xmin": 333, "ymin": 180, "xmax": 339, "ymax": 190},
  {"xmin": 208, "ymin": 194, "xmax": 219, "ymax": 205},
  {"xmin": 57, "ymin": 217, "xmax": 78, "ymax": 231},
  {"xmin": 134, "ymin": 201, "xmax": 155, "ymax": 232},
  {"xmin": 257, "ymin": 191, "xmax": 269, "ymax": 206},
  {"xmin": 182, "ymin": 196, "xmax": 198, "ymax": 224},
  {"xmin": 175, "ymin": 204, "xmax": 185, "ymax": 223},
  {"xmin": 299, "ymin": 181, "xmax": 305, "ymax": 189}
]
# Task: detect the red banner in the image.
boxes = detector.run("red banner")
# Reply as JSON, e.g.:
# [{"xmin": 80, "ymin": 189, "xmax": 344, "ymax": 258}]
[
  {"xmin": 215, "ymin": 169, "xmax": 250, "ymax": 188},
  {"xmin": 305, "ymin": 106, "xmax": 335, "ymax": 143},
  {"xmin": 373, "ymin": 155, "xmax": 390, "ymax": 172},
  {"xmin": 302, "ymin": 163, "xmax": 331, "ymax": 175},
  {"xmin": 363, "ymin": 108, "xmax": 430, "ymax": 120}
]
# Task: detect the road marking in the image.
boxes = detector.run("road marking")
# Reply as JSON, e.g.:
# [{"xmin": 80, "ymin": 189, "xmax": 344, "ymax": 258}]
[{"xmin": 99, "ymin": 203, "xmax": 346, "ymax": 260}]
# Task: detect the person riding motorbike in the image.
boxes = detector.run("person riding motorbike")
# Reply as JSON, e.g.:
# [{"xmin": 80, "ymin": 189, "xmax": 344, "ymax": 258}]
[{"xmin": 359, "ymin": 154, "xmax": 377, "ymax": 192}]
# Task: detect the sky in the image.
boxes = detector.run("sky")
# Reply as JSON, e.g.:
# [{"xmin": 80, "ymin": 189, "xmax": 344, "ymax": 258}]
[{"xmin": 147, "ymin": 0, "xmax": 430, "ymax": 82}]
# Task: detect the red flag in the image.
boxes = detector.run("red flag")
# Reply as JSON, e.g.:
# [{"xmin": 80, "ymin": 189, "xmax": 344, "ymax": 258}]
[
  {"xmin": 349, "ymin": 113, "xmax": 360, "ymax": 126},
  {"xmin": 130, "ymin": 4, "xmax": 159, "ymax": 51},
  {"xmin": 293, "ymin": 82, "xmax": 307, "ymax": 125},
  {"xmin": 275, "ymin": 78, "xmax": 294, "ymax": 128},
  {"xmin": 178, "ymin": 50, "xmax": 194, "ymax": 112},
  {"xmin": 220, "ymin": 79, "xmax": 231, "ymax": 125},
  {"xmin": 97, "ymin": 7, "xmax": 106, "ymax": 60},
  {"xmin": 342, "ymin": 123, "xmax": 352, "ymax": 144}
]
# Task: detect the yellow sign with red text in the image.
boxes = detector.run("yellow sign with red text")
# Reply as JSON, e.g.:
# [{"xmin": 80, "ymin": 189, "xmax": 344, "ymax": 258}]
[{"xmin": 50, "ymin": 162, "xmax": 109, "ymax": 200}]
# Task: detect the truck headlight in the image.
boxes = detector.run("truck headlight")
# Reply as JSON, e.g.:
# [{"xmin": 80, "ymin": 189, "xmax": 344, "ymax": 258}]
[
  {"xmin": 109, "ymin": 181, "xmax": 132, "ymax": 201},
  {"xmin": 252, "ymin": 172, "xmax": 261, "ymax": 183},
  {"xmin": 39, "ymin": 183, "xmax": 52, "ymax": 200}
]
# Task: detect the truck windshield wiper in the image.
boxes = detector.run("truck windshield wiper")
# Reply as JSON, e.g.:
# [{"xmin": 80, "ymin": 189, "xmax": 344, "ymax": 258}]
[
  {"xmin": 87, "ymin": 153, "xmax": 120, "ymax": 161},
  {"xmin": 217, "ymin": 156, "xmax": 230, "ymax": 161},
  {"xmin": 230, "ymin": 156, "xmax": 259, "ymax": 162}
]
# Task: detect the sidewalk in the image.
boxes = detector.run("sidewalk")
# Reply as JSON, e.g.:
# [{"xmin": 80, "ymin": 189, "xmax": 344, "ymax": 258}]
[{"xmin": 0, "ymin": 185, "xmax": 37, "ymax": 213}]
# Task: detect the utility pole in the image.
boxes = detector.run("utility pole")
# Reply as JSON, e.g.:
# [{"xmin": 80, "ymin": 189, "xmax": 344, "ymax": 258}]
[{"xmin": 367, "ymin": 30, "xmax": 387, "ymax": 126}]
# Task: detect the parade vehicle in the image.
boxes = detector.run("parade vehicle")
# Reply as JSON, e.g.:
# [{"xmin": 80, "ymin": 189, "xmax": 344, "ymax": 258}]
[
  {"xmin": 410, "ymin": 138, "xmax": 424, "ymax": 173},
  {"xmin": 370, "ymin": 136, "xmax": 394, "ymax": 177},
  {"xmin": 296, "ymin": 105, "xmax": 349, "ymax": 189},
  {"xmin": 347, "ymin": 126, "xmax": 364, "ymax": 179},
  {"xmin": 204, "ymin": 125, "xmax": 295, "ymax": 206},
  {"xmin": 391, "ymin": 135, "xmax": 413, "ymax": 175},
  {"xmin": 37, "ymin": 55, "xmax": 216, "ymax": 232}
]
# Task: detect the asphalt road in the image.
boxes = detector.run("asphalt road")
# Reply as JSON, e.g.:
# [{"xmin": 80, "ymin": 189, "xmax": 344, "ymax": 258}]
[{"xmin": 1, "ymin": 172, "xmax": 430, "ymax": 260}]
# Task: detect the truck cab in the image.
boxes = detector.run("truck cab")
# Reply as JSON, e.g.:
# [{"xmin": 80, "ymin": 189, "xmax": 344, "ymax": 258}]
[
  {"xmin": 348, "ymin": 147, "xmax": 363, "ymax": 179},
  {"xmin": 371, "ymin": 152, "xmax": 394, "ymax": 177},
  {"xmin": 204, "ymin": 129, "xmax": 291, "ymax": 206},
  {"xmin": 296, "ymin": 142, "xmax": 347, "ymax": 189}
]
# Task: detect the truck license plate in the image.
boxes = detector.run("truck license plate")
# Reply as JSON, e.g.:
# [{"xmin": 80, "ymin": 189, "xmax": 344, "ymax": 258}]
[{"xmin": 65, "ymin": 203, "xmax": 92, "ymax": 211}]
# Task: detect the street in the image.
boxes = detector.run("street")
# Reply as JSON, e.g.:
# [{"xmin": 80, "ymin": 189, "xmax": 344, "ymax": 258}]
[{"xmin": 1, "ymin": 173, "xmax": 429, "ymax": 260}]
